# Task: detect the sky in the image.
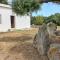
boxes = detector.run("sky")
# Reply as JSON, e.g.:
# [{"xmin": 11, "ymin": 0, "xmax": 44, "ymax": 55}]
[
  {"xmin": 8, "ymin": 0, "xmax": 60, "ymax": 17},
  {"xmin": 8, "ymin": 0, "xmax": 12, "ymax": 3},
  {"xmin": 32, "ymin": 2, "xmax": 60, "ymax": 17}
]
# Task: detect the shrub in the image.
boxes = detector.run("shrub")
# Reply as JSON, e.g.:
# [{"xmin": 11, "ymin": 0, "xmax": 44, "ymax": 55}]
[{"xmin": 31, "ymin": 16, "xmax": 44, "ymax": 25}]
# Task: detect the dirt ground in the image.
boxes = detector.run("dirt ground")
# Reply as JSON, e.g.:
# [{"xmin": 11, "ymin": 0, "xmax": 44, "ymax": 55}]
[{"xmin": 0, "ymin": 28, "xmax": 46, "ymax": 60}]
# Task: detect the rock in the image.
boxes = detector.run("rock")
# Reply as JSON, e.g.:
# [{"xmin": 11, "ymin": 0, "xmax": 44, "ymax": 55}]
[
  {"xmin": 33, "ymin": 24, "xmax": 49, "ymax": 55},
  {"xmin": 49, "ymin": 35, "xmax": 60, "ymax": 44},
  {"xmin": 47, "ymin": 22, "xmax": 57, "ymax": 36},
  {"xmin": 48, "ymin": 44, "xmax": 60, "ymax": 60},
  {"xmin": 33, "ymin": 22, "xmax": 60, "ymax": 60},
  {"xmin": 55, "ymin": 30, "xmax": 60, "ymax": 36}
]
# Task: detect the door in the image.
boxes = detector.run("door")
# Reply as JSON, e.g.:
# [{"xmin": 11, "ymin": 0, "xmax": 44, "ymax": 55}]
[{"xmin": 10, "ymin": 16, "xmax": 15, "ymax": 28}]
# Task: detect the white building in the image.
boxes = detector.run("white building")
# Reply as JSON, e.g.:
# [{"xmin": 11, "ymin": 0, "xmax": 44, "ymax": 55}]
[{"xmin": 0, "ymin": 4, "xmax": 30, "ymax": 32}]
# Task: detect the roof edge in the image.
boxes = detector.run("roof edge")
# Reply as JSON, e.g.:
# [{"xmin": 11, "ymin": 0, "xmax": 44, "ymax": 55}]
[{"xmin": 0, "ymin": 3, "xmax": 11, "ymax": 9}]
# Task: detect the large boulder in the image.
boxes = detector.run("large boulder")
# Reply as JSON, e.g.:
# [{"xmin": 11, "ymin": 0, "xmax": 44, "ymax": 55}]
[
  {"xmin": 47, "ymin": 22, "xmax": 60, "ymax": 60},
  {"xmin": 33, "ymin": 24, "xmax": 49, "ymax": 55},
  {"xmin": 33, "ymin": 22, "xmax": 60, "ymax": 60}
]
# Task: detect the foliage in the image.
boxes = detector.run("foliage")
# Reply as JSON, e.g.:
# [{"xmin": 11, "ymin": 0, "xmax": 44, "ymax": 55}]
[
  {"xmin": 31, "ymin": 16, "xmax": 44, "ymax": 25},
  {"xmin": 12, "ymin": 0, "xmax": 41, "ymax": 15},
  {"xmin": 50, "ymin": 0, "xmax": 60, "ymax": 2},
  {"xmin": 0, "ymin": 0, "xmax": 8, "ymax": 4},
  {"xmin": 31, "ymin": 13, "xmax": 60, "ymax": 26},
  {"xmin": 44, "ymin": 13, "xmax": 60, "ymax": 26}
]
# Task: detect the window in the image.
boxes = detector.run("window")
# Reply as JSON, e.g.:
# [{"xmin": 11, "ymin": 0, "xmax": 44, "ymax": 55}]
[{"xmin": 0, "ymin": 15, "xmax": 1, "ymax": 24}]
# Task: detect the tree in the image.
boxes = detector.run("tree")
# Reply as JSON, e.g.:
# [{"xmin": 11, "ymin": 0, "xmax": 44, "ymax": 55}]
[
  {"xmin": 31, "ymin": 16, "xmax": 44, "ymax": 25},
  {"xmin": 34, "ymin": 0, "xmax": 60, "ymax": 3},
  {"xmin": 12, "ymin": 0, "xmax": 41, "ymax": 15},
  {"xmin": 0, "ymin": 0, "xmax": 8, "ymax": 4},
  {"xmin": 38, "ymin": 0, "xmax": 60, "ymax": 3},
  {"xmin": 54, "ymin": 13, "xmax": 60, "ymax": 25},
  {"xmin": 44, "ymin": 13, "xmax": 60, "ymax": 26},
  {"xmin": 50, "ymin": 0, "xmax": 60, "ymax": 2}
]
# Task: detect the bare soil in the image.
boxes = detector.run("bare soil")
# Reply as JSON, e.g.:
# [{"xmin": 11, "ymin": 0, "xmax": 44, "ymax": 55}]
[{"xmin": 0, "ymin": 28, "xmax": 45, "ymax": 60}]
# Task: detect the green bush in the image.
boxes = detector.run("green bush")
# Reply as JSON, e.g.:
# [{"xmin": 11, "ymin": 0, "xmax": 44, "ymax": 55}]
[
  {"xmin": 31, "ymin": 16, "xmax": 44, "ymax": 25},
  {"xmin": 44, "ymin": 13, "xmax": 60, "ymax": 26}
]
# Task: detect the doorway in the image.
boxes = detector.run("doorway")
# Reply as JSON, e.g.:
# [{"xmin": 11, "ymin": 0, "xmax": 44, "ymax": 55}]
[{"xmin": 10, "ymin": 16, "xmax": 15, "ymax": 28}]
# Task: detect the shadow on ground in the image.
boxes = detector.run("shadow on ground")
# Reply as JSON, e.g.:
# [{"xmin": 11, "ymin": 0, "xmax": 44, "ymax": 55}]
[{"xmin": 0, "ymin": 35, "xmax": 33, "ymax": 42}]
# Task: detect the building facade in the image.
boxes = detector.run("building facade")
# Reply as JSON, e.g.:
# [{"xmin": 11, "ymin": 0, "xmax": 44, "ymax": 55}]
[{"xmin": 0, "ymin": 4, "xmax": 30, "ymax": 32}]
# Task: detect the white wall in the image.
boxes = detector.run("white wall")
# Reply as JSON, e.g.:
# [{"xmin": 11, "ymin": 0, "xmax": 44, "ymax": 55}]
[
  {"xmin": 15, "ymin": 15, "xmax": 30, "ymax": 29},
  {"xmin": 0, "ymin": 4, "xmax": 30, "ymax": 32},
  {"xmin": 0, "ymin": 6, "xmax": 12, "ymax": 32}
]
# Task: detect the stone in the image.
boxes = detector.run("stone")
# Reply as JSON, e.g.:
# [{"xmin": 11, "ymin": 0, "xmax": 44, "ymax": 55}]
[
  {"xmin": 33, "ymin": 22, "xmax": 60, "ymax": 60},
  {"xmin": 55, "ymin": 30, "xmax": 60, "ymax": 36},
  {"xmin": 33, "ymin": 24, "xmax": 49, "ymax": 55},
  {"xmin": 48, "ymin": 44, "xmax": 60, "ymax": 60},
  {"xmin": 47, "ymin": 22, "xmax": 57, "ymax": 36}
]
